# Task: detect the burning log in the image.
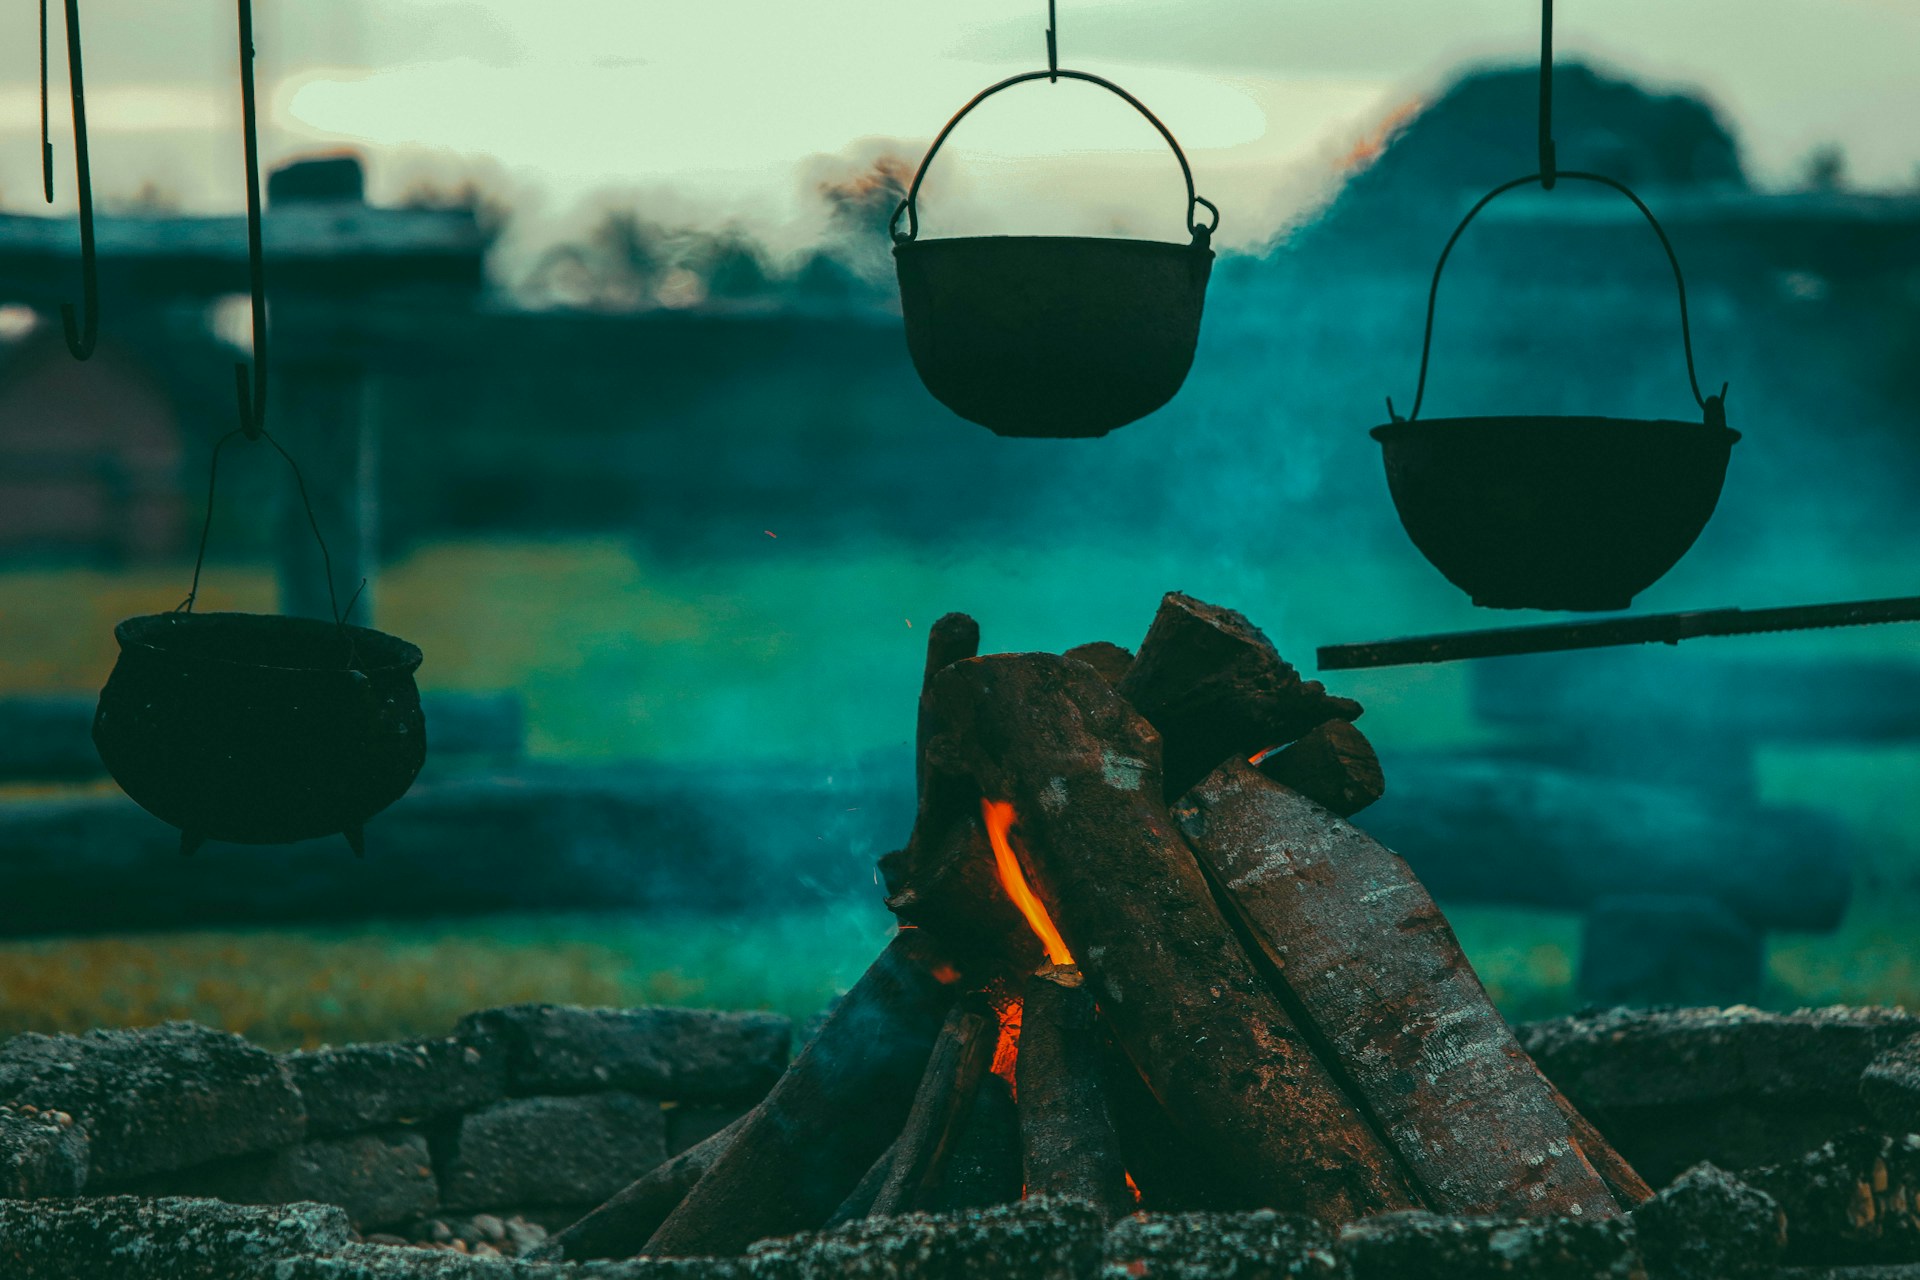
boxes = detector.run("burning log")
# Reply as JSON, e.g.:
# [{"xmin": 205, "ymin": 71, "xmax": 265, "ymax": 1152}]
[
  {"xmin": 923, "ymin": 652, "xmax": 1416, "ymax": 1223},
  {"xmin": 1254, "ymin": 719, "xmax": 1385, "ymax": 817},
  {"xmin": 642, "ymin": 930, "xmax": 957, "ymax": 1258},
  {"xmin": 925, "ymin": 1072, "xmax": 1022, "ymax": 1211},
  {"xmin": 1546, "ymin": 1082, "xmax": 1655, "ymax": 1209},
  {"xmin": 1171, "ymin": 759, "xmax": 1619, "ymax": 1220},
  {"xmin": 1118, "ymin": 593, "xmax": 1362, "ymax": 798},
  {"xmin": 1014, "ymin": 965, "xmax": 1131, "ymax": 1222},
  {"xmin": 865, "ymin": 999, "xmax": 996, "ymax": 1216},
  {"xmin": 536, "ymin": 1112, "xmax": 748, "ymax": 1261},
  {"xmin": 1099, "ymin": 1035, "xmax": 1238, "ymax": 1211},
  {"xmin": 917, "ymin": 613, "xmax": 982, "ymax": 803}
]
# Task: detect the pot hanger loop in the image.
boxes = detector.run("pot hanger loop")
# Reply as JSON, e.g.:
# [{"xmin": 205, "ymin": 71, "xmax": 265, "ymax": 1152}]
[
  {"xmin": 1385, "ymin": 0, "xmax": 1726, "ymax": 427},
  {"xmin": 42, "ymin": 0, "xmax": 98, "ymax": 359},
  {"xmin": 890, "ymin": 1, "xmax": 1218, "ymax": 247}
]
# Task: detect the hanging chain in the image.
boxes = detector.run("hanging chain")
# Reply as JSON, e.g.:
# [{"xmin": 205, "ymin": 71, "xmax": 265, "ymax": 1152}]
[
  {"xmin": 1046, "ymin": 0, "xmax": 1058, "ymax": 82},
  {"xmin": 39, "ymin": 0, "xmax": 52, "ymax": 201},
  {"xmin": 57, "ymin": 0, "xmax": 97, "ymax": 359}
]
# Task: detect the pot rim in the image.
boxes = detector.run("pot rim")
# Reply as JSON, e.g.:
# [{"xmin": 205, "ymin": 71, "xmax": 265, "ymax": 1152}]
[
  {"xmin": 1371, "ymin": 414, "xmax": 1741, "ymax": 446},
  {"xmin": 893, "ymin": 233, "xmax": 1214, "ymax": 261},
  {"xmin": 112, "ymin": 611, "xmax": 423, "ymax": 676}
]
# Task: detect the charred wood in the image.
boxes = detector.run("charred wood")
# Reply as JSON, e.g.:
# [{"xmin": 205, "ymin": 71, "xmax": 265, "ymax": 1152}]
[
  {"xmin": 534, "ymin": 1111, "xmax": 748, "ymax": 1261},
  {"xmin": 1172, "ymin": 759, "xmax": 1616, "ymax": 1219},
  {"xmin": 923, "ymin": 1072, "xmax": 1022, "ymax": 1211},
  {"xmin": 642, "ymin": 930, "xmax": 956, "ymax": 1257},
  {"xmin": 1545, "ymin": 1078, "xmax": 1655, "ymax": 1209},
  {"xmin": 1118, "ymin": 593, "xmax": 1361, "ymax": 799},
  {"xmin": 866, "ymin": 999, "xmax": 995, "ymax": 1216},
  {"xmin": 922, "ymin": 652, "xmax": 1415, "ymax": 1222},
  {"xmin": 1014, "ymin": 965, "xmax": 1131, "ymax": 1222},
  {"xmin": 1100, "ymin": 1035, "xmax": 1233, "ymax": 1212},
  {"xmin": 1255, "ymin": 719, "xmax": 1385, "ymax": 817}
]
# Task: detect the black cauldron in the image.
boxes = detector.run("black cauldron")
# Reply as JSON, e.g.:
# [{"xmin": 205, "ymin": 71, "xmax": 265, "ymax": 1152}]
[
  {"xmin": 891, "ymin": 69, "xmax": 1218, "ymax": 439},
  {"xmin": 1379, "ymin": 171, "xmax": 1739, "ymax": 610},
  {"xmin": 895, "ymin": 234, "xmax": 1212, "ymax": 438},
  {"xmin": 1372, "ymin": 416, "xmax": 1739, "ymax": 611},
  {"xmin": 94, "ymin": 612, "xmax": 426, "ymax": 853}
]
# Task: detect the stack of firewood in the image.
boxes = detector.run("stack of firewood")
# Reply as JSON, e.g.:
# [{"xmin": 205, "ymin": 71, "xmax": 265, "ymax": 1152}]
[{"xmin": 540, "ymin": 594, "xmax": 1650, "ymax": 1262}]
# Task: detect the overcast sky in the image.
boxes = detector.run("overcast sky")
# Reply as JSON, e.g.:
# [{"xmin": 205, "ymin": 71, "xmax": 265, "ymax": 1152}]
[{"xmin": 1, "ymin": 1, "xmax": 1916, "ymax": 251}]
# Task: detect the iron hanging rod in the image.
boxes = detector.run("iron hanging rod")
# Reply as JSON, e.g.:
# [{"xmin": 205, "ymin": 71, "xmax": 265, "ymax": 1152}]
[
  {"xmin": 43, "ymin": 0, "xmax": 97, "ymax": 358},
  {"xmin": 233, "ymin": 0, "xmax": 267, "ymax": 438},
  {"xmin": 1538, "ymin": 0, "xmax": 1556, "ymax": 188},
  {"xmin": 1317, "ymin": 594, "xmax": 1920, "ymax": 670},
  {"xmin": 39, "ymin": 0, "xmax": 51, "ymax": 201},
  {"xmin": 1046, "ymin": 0, "xmax": 1058, "ymax": 82}
]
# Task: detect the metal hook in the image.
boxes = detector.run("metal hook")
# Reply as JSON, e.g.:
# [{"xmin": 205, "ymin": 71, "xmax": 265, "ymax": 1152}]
[
  {"xmin": 54, "ymin": 0, "xmax": 97, "ymax": 359},
  {"xmin": 1538, "ymin": 0, "xmax": 1557, "ymax": 189},
  {"xmin": 39, "ymin": 0, "xmax": 52, "ymax": 202},
  {"xmin": 233, "ymin": 0, "xmax": 268, "ymax": 439},
  {"xmin": 1046, "ymin": 0, "xmax": 1058, "ymax": 83}
]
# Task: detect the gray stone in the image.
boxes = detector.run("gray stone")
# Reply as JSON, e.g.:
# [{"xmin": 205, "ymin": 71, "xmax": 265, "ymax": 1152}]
[
  {"xmin": 1862, "ymin": 1035, "xmax": 1920, "ymax": 1134},
  {"xmin": 154, "ymin": 1131, "xmax": 439, "ymax": 1229},
  {"xmin": 0, "ymin": 1021, "xmax": 307, "ymax": 1183},
  {"xmin": 0, "ymin": 1100, "xmax": 88, "ymax": 1196},
  {"xmin": 1744, "ymin": 1131, "xmax": 1920, "ymax": 1266},
  {"xmin": 269, "ymin": 1240, "xmax": 744, "ymax": 1278},
  {"xmin": 1338, "ymin": 1210, "xmax": 1641, "ymax": 1280},
  {"xmin": 287, "ymin": 1037, "xmax": 508, "ymax": 1136},
  {"xmin": 457, "ymin": 1005, "xmax": 790, "ymax": 1103},
  {"xmin": 1520, "ymin": 1006, "xmax": 1920, "ymax": 1184},
  {"xmin": 745, "ymin": 1197, "xmax": 1105, "ymax": 1280},
  {"xmin": 0, "ymin": 1195, "xmax": 348, "ymax": 1279},
  {"xmin": 436, "ymin": 1093, "xmax": 667, "ymax": 1209},
  {"xmin": 1103, "ymin": 1210, "xmax": 1344, "ymax": 1278},
  {"xmin": 1630, "ymin": 1162, "xmax": 1785, "ymax": 1279}
]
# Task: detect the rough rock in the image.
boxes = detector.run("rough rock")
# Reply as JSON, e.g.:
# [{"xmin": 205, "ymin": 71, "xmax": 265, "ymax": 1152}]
[
  {"xmin": 1861, "ymin": 1035, "xmax": 1920, "ymax": 1135},
  {"xmin": 436, "ymin": 1093, "xmax": 667, "ymax": 1209},
  {"xmin": 1103, "ymin": 1210, "xmax": 1343, "ymax": 1278},
  {"xmin": 1520, "ymin": 1006, "xmax": 1919, "ymax": 1183},
  {"xmin": 1630, "ymin": 1162, "xmax": 1784, "ymax": 1279},
  {"xmin": 287, "ymin": 1037, "xmax": 508, "ymax": 1136},
  {"xmin": 1338, "ymin": 1210, "xmax": 1641, "ymax": 1280},
  {"xmin": 0, "ymin": 1195, "xmax": 348, "ymax": 1280},
  {"xmin": 155, "ymin": 1131, "xmax": 438, "ymax": 1230},
  {"xmin": 1744, "ymin": 1131, "xmax": 1920, "ymax": 1266},
  {"xmin": 0, "ymin": 1021, "xmax": 306, "ymax": 1182},
  {"xmin": 269, "ymin": 1241, "xmax": 743, "ymax": 1278},
  {"xmin": 0, "ymin": 1100, "xmax": 88, "ymax": 1196},
  {"xmin": 456, "ymin": 1005, "xmax": 789, "ymax": 1102},
  {"xmin": 746, "ymin": 1197, "xmax": 1105, "ymax": 1280}
]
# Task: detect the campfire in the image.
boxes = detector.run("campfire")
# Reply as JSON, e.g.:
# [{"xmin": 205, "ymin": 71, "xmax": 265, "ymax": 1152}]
[{"xmin": 538, "ymin": 593, "xmax": 1650, "ymax": 1262}]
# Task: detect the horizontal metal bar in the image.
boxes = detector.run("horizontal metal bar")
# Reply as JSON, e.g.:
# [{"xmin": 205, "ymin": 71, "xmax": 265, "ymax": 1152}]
[{"xmin": 1317, "ymin": 594, "xmax": 1920, "ymax": 670}]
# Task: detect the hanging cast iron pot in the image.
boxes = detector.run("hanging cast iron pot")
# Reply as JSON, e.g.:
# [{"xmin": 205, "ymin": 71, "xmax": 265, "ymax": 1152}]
[
  {"xmin": 891, "ymin": 15, "xmax": 1219, "ymax": 439},
  {"xmin": 92, "ymin": 0, "xmax": 426, "ymax": 856},
  {"xmin": 1373, "ymin": 1, "xmax": 1738, "ymax": 612}
]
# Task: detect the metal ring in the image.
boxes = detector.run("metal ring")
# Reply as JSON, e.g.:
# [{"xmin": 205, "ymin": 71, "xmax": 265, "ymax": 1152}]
[
  {"xmin": 1393, "ymin": 171, "xmax": 1714, "ymax": 423},
  {"xmin": 889, "ymin": 68, "xmax": 1217, "ymax": 245}
]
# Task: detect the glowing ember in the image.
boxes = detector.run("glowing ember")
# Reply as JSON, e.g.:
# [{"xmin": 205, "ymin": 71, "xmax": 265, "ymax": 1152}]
[
  {"xmin": 991, "ymin": 996, "xmax": 1022, "ymax": 1090},
  {"xmin": 982, "ymin": 799, "xmax": 1074, "ymax": 966},
  {"xmin": 1124, "ymin": 1170, "xmax": 1143, "ymax": 1204},
  {"xmin": 1247, "ymin": 746, "xmax": 1283, "ymax": 765}
]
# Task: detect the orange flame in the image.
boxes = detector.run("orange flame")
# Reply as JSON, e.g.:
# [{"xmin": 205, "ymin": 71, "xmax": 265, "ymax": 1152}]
[
  {"xmin": 982, "ymin": 799, "xmax": 1073, "ymax": 966},
  {"xmin": 991, "ymin": 996, "xmax": 1022, "ymax": 1090}
]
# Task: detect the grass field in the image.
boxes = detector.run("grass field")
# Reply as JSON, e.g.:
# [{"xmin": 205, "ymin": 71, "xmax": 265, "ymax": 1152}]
[{"xmin": 0, "ymin": 536, "xmax": 1915, "ymax": 1047}]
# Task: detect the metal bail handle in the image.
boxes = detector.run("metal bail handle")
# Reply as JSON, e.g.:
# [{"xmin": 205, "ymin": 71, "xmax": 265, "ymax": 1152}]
[
  {"xmin": 889, "ymin": 68, "xmax": 1220, "ymax": 246},
  {"xmin": 1387, "ymin": 171, "xmax": 1728, "ymax": 428}
]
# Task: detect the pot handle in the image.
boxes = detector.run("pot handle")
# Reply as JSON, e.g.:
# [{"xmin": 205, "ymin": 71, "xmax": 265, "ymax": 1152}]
[
  {"xmin": 889, "ymin": 68, "xmax": 1219, "ymax": 247},
  {"xmin": 175, "ymin": 426, "xmax": 360, "ymax": 647},
  {"xmin": 1387, "ymin": 171, "xmax": 1727, "ymax": 428}
]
